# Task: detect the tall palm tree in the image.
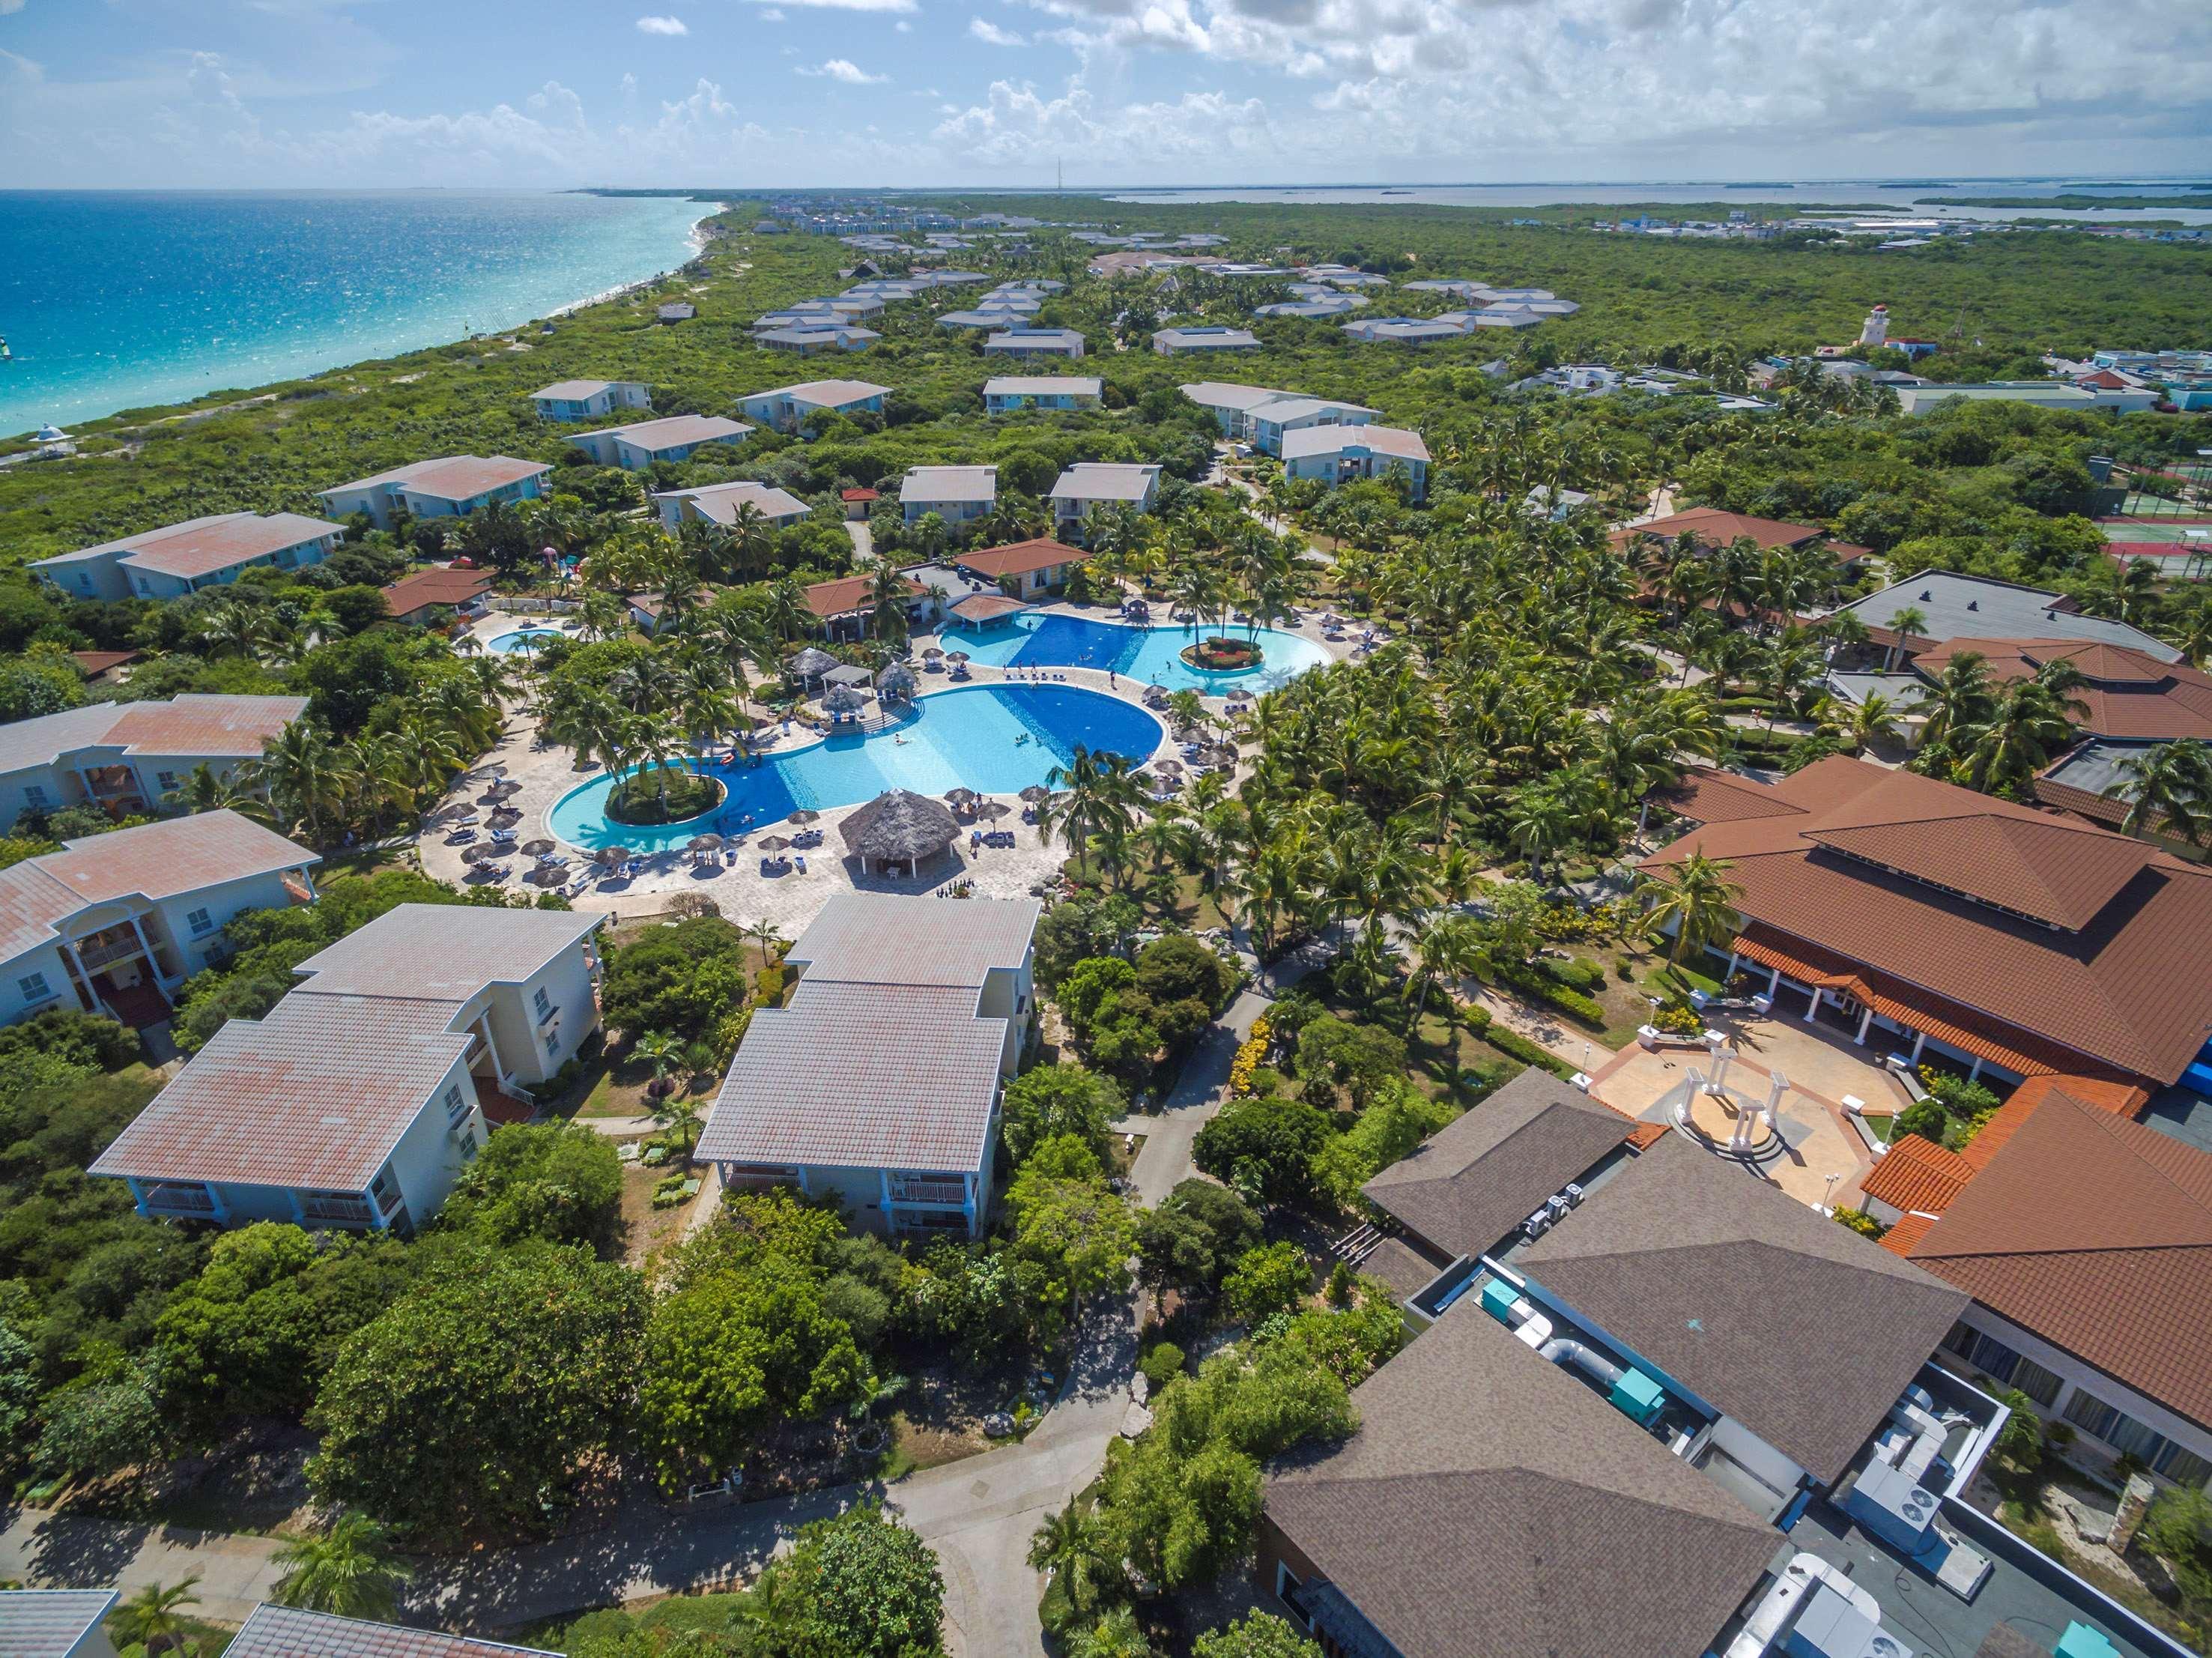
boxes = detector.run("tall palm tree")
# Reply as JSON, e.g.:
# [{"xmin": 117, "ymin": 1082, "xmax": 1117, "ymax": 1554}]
[
  {"xmin": 868, "ymin": 560, "xmax": 913, "ymax": 647},
  {"xmin": 271, "ymin": 1513, "xmax": 407, "ymax": 1621},
  {"xmin": 166, "ymin": 762, "xmax": 273, "ymax": 823},
  {"xmin": 2105, "ymin": 739, "xmax": 2212, "ymax": 849},
  {"xmin": 1959, "ymin": 677, "xmax": 2085, "ymax": 797},
  {"xmin": 1882, "ymin": 605, "xmax": 1928, "ymax": 672},
  {"xmin": 1643, "ymin": 853, "xmax": 1744, "ymax": 966},
  {"xmin": 1040, "ymin": 745, "xmax": 1141, "ymax": 884},
  {"xmin": 1505, "ymin": 782, "xmax": 1575, "ymax": 887},
  {"xmin": 1028, "ymin": 1501, "xmax": 1115, "ymax": 1622},
  {"xmin": 246, "ymin": 723, "xmax": 351, "ymax": 847},
  {"xmin": 111, "ymin": 1576, "xmax": 202, "ymax": 1658}
]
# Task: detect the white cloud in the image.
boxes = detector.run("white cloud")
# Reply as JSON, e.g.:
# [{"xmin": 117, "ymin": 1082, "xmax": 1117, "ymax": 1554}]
[
  {"xmin": 894, "ymin": 17, "xmax": 912, "ymax": 28},
  {"xmin": 759, "ymin": 6, "xmax": 787, "ymax": 16},
  {"xmin": 798, "ymin": 58, "xmax": 890, "ymax": 82},
  {"xmin": 0, "ymin": 0, "xmax": 26, "ymax": 14},
  {"xmin": 634, "ymin": 14, "xmax": 688, "ymax": 34},
  {"xmin": 969, "ymin": 16, "xmax": 1029, "ymax": 45}
]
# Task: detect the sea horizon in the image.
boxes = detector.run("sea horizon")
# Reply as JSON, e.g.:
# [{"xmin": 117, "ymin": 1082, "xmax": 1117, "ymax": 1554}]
[{"xmin": 0, "ymin": 190, "xmax": 710, "ymax": 436}]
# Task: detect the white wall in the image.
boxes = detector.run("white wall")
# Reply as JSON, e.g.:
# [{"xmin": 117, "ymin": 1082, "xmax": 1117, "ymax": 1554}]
[{"xmin": 387, "ymin": 1051, "xmax": 485, "ymax": 1226}]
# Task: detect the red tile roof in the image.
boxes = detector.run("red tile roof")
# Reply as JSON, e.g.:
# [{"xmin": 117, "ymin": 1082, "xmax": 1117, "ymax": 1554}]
[
  {"xmin": 1652, "ymin": 768, "xmax": 1805, "ymax": 827},
  {"xmin": 1911, "ymin": 637, "xmax": 2212, "ymax": 742},
  {"xmin": 1645, "ymin": 758, "xmax": 2212, "ymax": 1086},
  {"xmin": 81, "ymin": 512, "xmax": 344, "ymax": 581},
  {"xmin": 1895, "ymin": 1084, "xmax": 2212, "ymax": 1432},
  {"xmin": 949, "ymin": 593, "xmax": 1027, "ymax": 623},
  {"xmin": 382, "ymin": 567, "xmax": 494, "ymax": 615},
  {"xmin": 954, "ymin": 538, "xmax": 1085, "ymax": 580},
  {"xmin": 1610, "ymin": 506, "xmax": 1865, "ymax": 560},
  {"xmin": 840, "ymin": 487, "xmax": 879, "ymax": 502},
  {"xmin": 804, "ymin": 572, "xmax": 926, "ymax": 619},
  {"xmin": 69, "ymin": 650, "xmax": 141, "ymax": 677},
  {"xmin": 1879, "ymin": 1211, "xmax": 1938, "ymax": 1256},
  {"xmin": 1861, "ymin": 1132, "xmax": 1973, "ymax": 1215},
  {"xmin": 326, "ymin": 456, "xmax": 549, "ymax": 503},
  {"xmin": 102, "ymin": 694, "xmax": 309, "ymax": 760}
]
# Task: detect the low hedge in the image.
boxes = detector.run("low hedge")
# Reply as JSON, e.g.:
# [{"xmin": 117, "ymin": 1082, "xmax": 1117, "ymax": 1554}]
[
  {"xmin": 1459, "ymin": 1004, "xmax": 1575, "ymax": 1080},
  {"xmin": 1493, "ymin": 961, "xmax": 1608, "ymax": 1029}
]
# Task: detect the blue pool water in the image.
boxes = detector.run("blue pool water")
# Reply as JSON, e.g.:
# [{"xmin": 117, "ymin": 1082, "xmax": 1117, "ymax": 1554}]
[
  {"xmin": 489, "ymin": 627, "xmax": 566, "ymax": 656},
  {"xmin": 942, "ymin": 614, "xmax": 1330, "ymax": 693},
  {"xmin": 547, "ymin": 684, "xmax": 1166, "ymax": 853}
]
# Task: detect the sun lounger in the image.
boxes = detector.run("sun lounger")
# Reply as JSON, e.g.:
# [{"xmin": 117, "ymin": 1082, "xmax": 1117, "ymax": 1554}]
[{"xmin": 795, "ymin": 856, "xmax": 807, "ymax": 874}]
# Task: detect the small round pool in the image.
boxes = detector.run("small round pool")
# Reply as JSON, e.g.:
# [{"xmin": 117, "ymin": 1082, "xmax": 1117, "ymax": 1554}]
[
  {"xmin": 547, "ymin": 683, "xmax": 1166, "ymax": 853},
  {"xmin": 939, "ymin": 613, "xmax": 1329, "ymax": 694},
  {"xmin": 488, "ymin": 626, "xmax": 566, "ymax": 656}
]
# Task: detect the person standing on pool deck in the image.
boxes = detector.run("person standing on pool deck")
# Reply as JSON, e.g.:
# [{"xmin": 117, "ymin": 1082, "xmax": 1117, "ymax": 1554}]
[{"xmin": 1109, "ymin": 670, "xmax": 1117, "ymax": 688}]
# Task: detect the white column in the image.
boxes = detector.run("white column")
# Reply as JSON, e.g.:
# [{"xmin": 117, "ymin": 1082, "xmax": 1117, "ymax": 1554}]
[
  {"xmin": 1763, "ymin": 1071, "xmax": 1789, "ymax": 1137},
  {"xmin": 1910, "ymin": 1029, "xmax": 1928, "ymax": 1064},
  {"xmin": 1968, "ymin": 1055, "xmax": 1984, "ymax": 1083},
  {"xmin": 1855, "ymin": 1005, "xmax": 1875, "ymax": 1045},
  {"xmin": 1769, "ymin": 965, "xmax": 1783, "ymax": 996},
  {"xmin": 1802, "ymin": 987, "xmax": 1822, "ymax": 1023},
  {"xmin": 1724, "ymin": 950, "xmax": 1740, "ymax": 983}
]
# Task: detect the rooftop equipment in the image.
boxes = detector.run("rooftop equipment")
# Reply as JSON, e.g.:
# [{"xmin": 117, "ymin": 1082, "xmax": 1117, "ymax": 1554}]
[
  {"xmin": 1782, "ymin": 1582, "xmax": 1915, "ymax": 1658},
  {"xmin": 1839, "ymin": 1459, "xmax": 1993, "ymax": 1599}
]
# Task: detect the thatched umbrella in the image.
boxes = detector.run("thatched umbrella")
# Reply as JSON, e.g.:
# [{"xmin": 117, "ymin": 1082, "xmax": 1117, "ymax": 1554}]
[
  {"xmin": 759, "ymin": 834, "xmax": 793, "ymax": 852},
  {"xmin": 823, "ymin": 684, "xmax": 866, "ymax": 718},
  {"xmin": 688, "ymin": 833, "xmax": 724, "ymax": 854},
  {"xmin": 922, "ymin": 645, "xmax": 945, "ymax": 659},
  {"xmin": 467, "ymin": 763, "xmax": 507, "ymax": 781},
  {"xmin": 840, "ymin": 789, "xmax": 962, "ymax": 877},
  {"xmin": 788, "ymin": 646, "xmax": 838, "ymax": 686},
  {"xmin": 877, "ymin": 662, "xmax": 918, "ymax": 703},
  {"xmin": 944, "ymin": 787, "xmax": 979, "ymax": 808},
  {"xmin": 974, "ymin": 799, "xmax": 1010, "ymax": 821},
  {"xmin": 1018, "ymin": 784, "xmax": 1052, "ymax": 804},
  {"xmin": 787, "ymin": 808, "xmax": 821, "ymax": 825},
  {"xmin": 945, "ymin": 650, "xmax": 970, "ymax": 664},
  {"xmin": 439, "ymin": 806, "xmax": 480, "ymax": 826},
  {"xmin": 1155, "ymin": 758, "xmax": 1185, "ymax": 775},
  {"xmin": 595, "ymin": 845, "xmax": 633, "ymax": 867},
  {"xmin": 464, "ymin": 844, "xmax": 501, "ymax": 865},
  {"xmin": 1225, "ymin": 686, "xmax": 1254, "ymax": 702},
  {"xmin": 521, "ymin": 838, "xmax": 556, "ymax": 857}
]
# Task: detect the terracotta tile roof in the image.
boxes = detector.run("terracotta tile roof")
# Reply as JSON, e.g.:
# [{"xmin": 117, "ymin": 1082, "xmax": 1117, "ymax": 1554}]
[
  {"xmin": 954, "ymin": 538, "xmax": 1085, "ymax": 580},
  {"xmin": 1280, "ymin": 423, "xmax": 1430, "ymax": 464},
  {"xmin": 323, "ymin": 456, "xmax": 549, "ymax": 503},
  {"xmin": 69, "ymin": 650, "xmax": 140, "ymax": 677},
  {"xmin": 102, "ymin": 694, "xmax": 308, "ymax": 760},
  {"xmin": 1799, "ymin": 813, "xmax": 2155, "ymax": 931},
  {"xmin": 1879, "ymin": 1211, "xmax": 1939, "ymax": 1256},
  {"xmin": 88, "ymin": 991, "xmax": 468, "ymax": 1191},
  {"xmin": 42, "ymin": 512, "xmax": 342, "ymax": 582},
  {"xmin": 383, "ymin": 567, "xmax": 494, "ymax": 614},
  {"xmin": 804, "ymin": 572, "xmax": 926, "ymax": 619},
  {"xmin": 1645, "ymin": 757, "xmax": 2212, "ymax": 1086},
  {"xmin": 1610, "ymin": 506, "xmax": 1847, "ymax": 555},
  {"xmin": 1363, "ymin": 1068, "xmax": 1630, "ymax": 1259},
  {"xmin": 949, "ymin": 593, "xmax": 1026, "ymax": 623},
  {"xmin": 1897, "ymin": 1084, "xmax": 2212, "ymax": 1431},
  {"xmin": 840, "ymin": 487, "xmax": 879, "ymax": 502},
  {"xmin": 1517, "ymin": 1134, "xmax": 1971, "ymax": 1484},
  {"xmin": 1264, "ymin": 1299, "xmax": 1778, "ymax": 1658},
  {"xmin": 0, "ymin": 1590, "xmax": 118, "ymax": 1658},
  {"xmin": 228, "ymin": 1604, "xmax": 558, "ymax": 1658},
  {"xmin": 1912, "ymin": 637, "xmax": 2212, "ymax": 742},
  {"xmin": 1653, "ymin": 766, "xmax": 1813, "ymax": 827},
  {"xmin": 1861, "ymin": 1132, "xmax": 1973, "ymax": 1215}
]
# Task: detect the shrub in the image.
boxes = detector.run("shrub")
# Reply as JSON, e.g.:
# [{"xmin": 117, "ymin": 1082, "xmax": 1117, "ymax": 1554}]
[
  {"xmin": 1480, "ymin": 1025, "xmax": 1575, "ymax": 1080},
  {"xmin": 1139, "ymin": 1343, "xmax": 1186, "ymax": 1394},
  {"xmin": 1831, "ymin": 1207, "xmax": 1885, "ymax": 1239},
  {"xmin": 1653, "ymin": 1004, "xmax": 1703, "ymax": 1037},
  {"xmin": 1222, "ymin": 1241, "xmax": 1312, "ymax": 1326}
]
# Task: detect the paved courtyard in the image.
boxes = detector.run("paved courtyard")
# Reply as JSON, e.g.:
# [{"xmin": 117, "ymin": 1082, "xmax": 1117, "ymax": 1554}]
[{"xmin": 424, "ymin": 604, "xmax": 1352, "ymax": 938}]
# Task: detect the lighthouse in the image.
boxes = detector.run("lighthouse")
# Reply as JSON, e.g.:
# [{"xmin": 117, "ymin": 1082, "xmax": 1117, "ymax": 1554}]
[{"xmin": 1859, "ymin": 304, "xmax": 1891, "ymax": 348}]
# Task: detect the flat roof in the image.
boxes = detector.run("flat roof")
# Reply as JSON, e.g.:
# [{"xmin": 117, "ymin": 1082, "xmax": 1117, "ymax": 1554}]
[
  {"xmin": 227, "ymin": 1604, "xmax": 560, "ymax": 1658},
  {"xmin": 1516, "ymin": 1134, "xmax": 1971, "ymax": 1483},
  {"xmin": 34, "ymin": 512, "xmax": 342, "ymax": 582}
]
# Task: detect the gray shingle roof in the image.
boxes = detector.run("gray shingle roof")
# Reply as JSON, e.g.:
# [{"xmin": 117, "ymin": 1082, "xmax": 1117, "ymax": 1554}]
[
  {"xmin": 1265, "ymin": 1303, "xmax": 1778, "ymax": 1658},
  {"xmin": 1515, "ymin": 1134, "xmax": 1970, "ymax": 1483},
  {"xmin": 1363, "ymin": 1069, "xmax": 1631, "ymax": 1259},
  {"xmin": 0, "ymin": 1591, "xmax": 118, "ymax": 1658},
  {"xmin": 1833, "ymin": 571, "xmax": 2180, "ymax": 662},
  {"xmin": 226, "ymin": 1605, "xmax": 558, "ymax": 1658},
  {"xmin": 289, "ymin": 904, "xmax": 602, "ymax": 1002}
]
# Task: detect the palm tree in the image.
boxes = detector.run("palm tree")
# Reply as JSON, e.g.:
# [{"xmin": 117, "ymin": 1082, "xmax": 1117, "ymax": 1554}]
[
  {"xmin": 1837, "ymin": 690, "xmax": 1901, "ymax": 754},
  {"xmin": 111, "ymin": 1577, "xmax": 203, "ymax": 1658},
  {"xmin": 1505, "ymin": 781, "xmax": 1575, "ymax": 887},
  {"xmin": 1909, "ymin": 653, "xmax": 1996, "ymax": 759},
  {"xmin": 246, "ymin": 722, "xmax": 351, "ymax": 847},
  {"xmin": 1882, "ymin": 605, "xmax": 1928, "ymax": 673},
  {"xmin": 271, "ymin": 1513, "xmax": 407, "ymax": 1621},
  {"xmin": 651, "ymin": 1092, "xmax": 706, "ymax": 1161},
  {"xmin": 1040, "ymin": 745, "xmax": 1141, "ymax": 885},
  {"xmin": 166, "ymin": 762, "xmax": 273, "ymax": 823},
  {"xmin": 1028, "ymin": 1500, "xmax": 1115, "ymax": 1621},
  {"xmin": 1643, "ymin": 853, "xmax": 1744, "ymax": 966},
  {"xmin": 868, "ymin": 560, "xmax": 913, "ymax": 646},
  {"xmin": 1959, "ymin": 677, "xmax": 2085, "ymax": 796},
  {"xmin": 1405, "ymin": 910, "xmax": 1477, "ymax": 1032},
  {"xmin": 2105, "ymin": 739, "xmax": 2212, "ymax": 849}
]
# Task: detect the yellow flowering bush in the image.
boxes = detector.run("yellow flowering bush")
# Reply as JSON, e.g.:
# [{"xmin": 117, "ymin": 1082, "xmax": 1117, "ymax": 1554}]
[{"xmin": 1228, "ymin": 1013, "xmax": 1273, "ymax": 1098}]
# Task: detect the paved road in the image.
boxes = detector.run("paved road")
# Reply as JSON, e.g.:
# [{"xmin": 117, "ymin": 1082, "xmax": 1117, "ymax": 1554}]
[
  {"xmin": 844, "ymin": 519, "xmax": 874, "ymax": 561},
  {"xmin": 0, "ymin": 956, "xmax": 1309, "ymax": 1657}
]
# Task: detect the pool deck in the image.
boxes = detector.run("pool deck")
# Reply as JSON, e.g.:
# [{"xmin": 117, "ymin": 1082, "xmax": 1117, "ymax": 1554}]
[{"xmin": 422, "ymin": 602, "xmax": 1358, "ymax": 934}]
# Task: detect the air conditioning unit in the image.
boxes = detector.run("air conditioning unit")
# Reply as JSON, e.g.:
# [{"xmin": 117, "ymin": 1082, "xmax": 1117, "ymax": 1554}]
[
  {"xmin": 1522, "ymin": 1208, "xmax": 1554, "ymax": 1240},
  {"xmin": 1546, "ymin": 1193, "xmax": 1572, "ymax": 1222},
  {"xmin": 1563, "ymin": 1182, "xmax": 1585, "ymax": 1208}
]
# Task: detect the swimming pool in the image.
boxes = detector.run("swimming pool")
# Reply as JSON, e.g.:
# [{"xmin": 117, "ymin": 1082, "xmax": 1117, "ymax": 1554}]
[
  {"xmin": 546, "ymin": 684, "xmax": 1166, "ymax": 853},
  {"xmin": 488, "ymin": 626, "xmax": 567, "ymax": 656},
  {"xmin": 939, "ymin": 614, "xmax": 1330, "ymax": 694}
]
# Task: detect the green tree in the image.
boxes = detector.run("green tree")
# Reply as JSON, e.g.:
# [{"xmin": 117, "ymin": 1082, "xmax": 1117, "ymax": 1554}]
[
  {"xmin": 437, "ymin": 1124, "xmax": 625, "ymax": 1252},
  {"xmin": 109, "ymin": 1577, "xmax": 202, "ymax": 1658},
  {"xmin": 1221, "ymin": 1241, "xmax": 1312, "ymax": 1325},
  {"xmin": 1293, "ymin": 1016, "xmax": 1408, "ymax": 1111},
  {"xmin": 306, "ymin": 1245, "xmax": 643, "ymax": 1540},
  {"xmin": 1000, "ymin": 1065, "xmax": 1124, "ymax": 1165},
  {"xmin": 271, "ymin": 1512, "xmax": 409, "ymax": 1621},
  {"xmin": 1641, "ymin": 853, "xmax": 1743, "ymax": 966},
  {"xmin": 1193, "ymin": 1095, "xmax": 1330, "ymax": 1208},
  {"xmin": 790, "ymin": 1503, "xmax": 945, "ymax": 1658},
  {"xmin": 1134, "ymin": 1179, "xmax": 1264, "ymax": 1306},
  {"xmin": 1005, "ymin": 1135, "xmax": 1137, "ymax": 1332},
  {"xmin": 1193, "ymin": 1613, "xmax": 1324, "ymax": 1658}
]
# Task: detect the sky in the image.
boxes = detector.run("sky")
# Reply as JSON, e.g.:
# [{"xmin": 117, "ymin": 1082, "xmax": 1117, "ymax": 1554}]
[{"xmin": 1, "ymin": 0, "xmax": 2208, "ymax": 190}]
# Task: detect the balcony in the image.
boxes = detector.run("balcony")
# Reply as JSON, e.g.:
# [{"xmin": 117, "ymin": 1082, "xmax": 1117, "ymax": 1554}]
[
  {"xmin": 888, "ymin": 1175, "xmax": 968, "ymax": 1208},
  {"xmin": 142, "ymin": 1182, "xmax": 215, "ymax": 1217},
  {"xmin": 74, "ymin": 931, "xmax": 148, "ymax": 972},
  {"xmin": 301, "ymin": 1193, "xmax": 375, "ymax": 1227}
]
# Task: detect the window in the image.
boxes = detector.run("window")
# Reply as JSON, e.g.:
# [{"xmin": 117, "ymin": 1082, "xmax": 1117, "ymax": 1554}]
[
  {"xmin": 24, "ymin": 784, "xmax": 49, "ymax": 808},
  {"xmin": 156, "ymin": 771, "xmax": 181, "ymax": 792},
  {"xmin": 543, "ymin": 1028, "xmax": 560, "ymax": 1053},
  {"xmin": 443, "ymin": 1084, "xmax": 468, "ymax": 1125},
  {"xmin": 1274, "ymin": 1563, "xmax": 1313, "ymax": 1631},
  {"xmin": 186, "ymin": 907, "xmax": 213, "ymax": 937},
  {"xmin": 2064, "ymin": 1389, "xmax": 2212, "ymax": 1483},
  {"xmin": 369, "ymin": 1167, "xmax": 399, "ymax": 1211},
  {"xmin": 17, "ymin": 972, "xmax": 53, "ymax": 1004},
  {"xmin": 533, "ymin": 985, "xmax": 554, "ymax": 1020}
]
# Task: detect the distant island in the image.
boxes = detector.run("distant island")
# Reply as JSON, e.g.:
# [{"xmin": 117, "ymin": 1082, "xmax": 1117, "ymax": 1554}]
[{"xmin": 1918, "ymin": 192, "xmax": 2212, "ymax": 210}]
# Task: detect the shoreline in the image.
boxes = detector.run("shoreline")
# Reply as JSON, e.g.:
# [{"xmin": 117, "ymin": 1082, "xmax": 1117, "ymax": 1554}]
[{"xmin": 0, "ymin": 196, "xmax": 724, "ymax": 439}]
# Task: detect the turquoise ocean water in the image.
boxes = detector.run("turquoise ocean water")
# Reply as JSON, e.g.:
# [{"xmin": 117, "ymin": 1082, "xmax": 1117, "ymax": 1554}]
[{"xmin": 0, "ymin": 190, "xmax": 710, "ymax": 436}]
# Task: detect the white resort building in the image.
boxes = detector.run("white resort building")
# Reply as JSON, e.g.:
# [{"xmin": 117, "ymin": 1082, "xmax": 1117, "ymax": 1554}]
[
  {"xmin": 697, "ymin": 892, "xmax": 1038, "ymax": 1238},
  {"xmin": 528, "ymin": 379, "xmax": 652, "ymax": 420},
  {"xmin": 315, "ymin": 456, "xmax": 554, "ymax": 530},
  {"xmin": 0, "ymin": 693, "xmax": 304, "ymax": 826},
  {"xmin": 91, "ymin": 904, "xmax": 607, "ymax": 1232},
  {"xmin": 564, "ymin": 414, "xmax": 753, "ymax": 471}
]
